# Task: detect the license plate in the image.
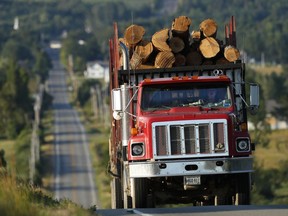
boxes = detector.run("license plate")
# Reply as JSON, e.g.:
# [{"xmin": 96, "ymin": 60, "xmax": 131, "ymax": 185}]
[{"xmin": 184, "ymin": 176, "xmax": 201, "ymax": 185}]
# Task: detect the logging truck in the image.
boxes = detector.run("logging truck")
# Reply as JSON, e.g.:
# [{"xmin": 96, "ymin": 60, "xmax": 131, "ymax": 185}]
[{"xmin": 108, "ymin": 16, "xmax": 259, "ymax": 208}]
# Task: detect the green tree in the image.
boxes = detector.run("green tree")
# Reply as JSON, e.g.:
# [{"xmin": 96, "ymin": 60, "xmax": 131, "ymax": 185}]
[
  {"xmin": 77, "ymin": 79, "xmax": 101, "ymax": 107},
  {"xmin": 0, "ymin": 61, "xmax": 32, "ymax": 138},
  {"xmin": 33, "ymin": 49, "xmax": 52, "ymax": 82},
  {"xmin": 246, "ymin": 67, "xmax": 270, "ymax": 147},
  {"xmin": 60, "ymin": 32, "xmax": 102, "ymax": 72},
  {"xmin": 1, "ymin": 39, "xmax": 33, "ymax": 62}
]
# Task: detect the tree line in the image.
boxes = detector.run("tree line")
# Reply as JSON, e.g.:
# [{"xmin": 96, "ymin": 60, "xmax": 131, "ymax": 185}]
[
  {"xmin": 1, "ymin": 0, "xmax": 288, "ymax": 64},
  {"xmin": 0, "ymin": 20, "xmax": 52, "ymax": 181}
]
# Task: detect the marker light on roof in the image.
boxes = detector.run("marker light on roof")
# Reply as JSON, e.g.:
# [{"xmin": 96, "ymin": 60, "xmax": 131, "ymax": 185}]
[{"xmin": 144, "ymin": 78, "xmax": 152, "ymax": 82}]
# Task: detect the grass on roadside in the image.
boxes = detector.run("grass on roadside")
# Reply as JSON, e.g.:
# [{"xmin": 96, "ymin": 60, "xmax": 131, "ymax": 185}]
[
  {"xmin": 251, "ymin": 129, "xmax": 288, "ymax": 204},
  {"xmin": 0, "ymin": 173, "xmax": 94, "ymax": 216},
  {"xmin": 0, "ymin": 108, "xmax": 97, "ymax": 215},
  {"xmin": 253, "ymin": 129, "xmax": 288, "ymax": 170},
  {"xmin": 80, "ymin": 102, "xmax": 112, "ymax": 209}
]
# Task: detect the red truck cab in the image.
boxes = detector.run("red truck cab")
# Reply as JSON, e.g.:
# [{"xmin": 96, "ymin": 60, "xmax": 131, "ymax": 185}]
[{"xmin": 128, "ymin": 75, "xmax": 251, "ymax": 162}]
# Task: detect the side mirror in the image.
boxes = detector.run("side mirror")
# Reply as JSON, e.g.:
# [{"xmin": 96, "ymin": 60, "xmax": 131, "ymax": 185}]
[
  {"xmin": 249, "ymin": 84, "xmax": 259, "ymax": 114},
  {"xmin": 111, "ymin": 88, "xmax": 123, "ymax": 120},
  {"xmin": 111, "ymin": 89, "xmax": 122, "ymax": 111}
]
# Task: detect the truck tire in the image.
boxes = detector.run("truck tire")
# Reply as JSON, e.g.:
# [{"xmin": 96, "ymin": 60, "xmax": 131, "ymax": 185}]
[
  {"xmin": 131, "ymin": 178, "xmax": 152, "ymax": 208},
  {"xmin": 234, "ymin": 173, "xmax": 251, "ymax": 205},
  {"xmin": 122, "ymin": 167, "xmax": 132, "ymax": 209},
  {"xmin": 111, "ymin": 178, "xmax": 123, "ymax": 208},
  {"xmin": 214, "ymin": 195, "xmax": 231, "ymax": 206}
]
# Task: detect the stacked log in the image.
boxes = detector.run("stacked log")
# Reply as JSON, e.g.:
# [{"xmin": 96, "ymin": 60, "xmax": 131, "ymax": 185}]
[
  {"xmin": 169, "ymin": 37, "xmax": 185, "ymax": 53},
  {"xmin": 174, "ymin": 53, "xmax": 186, "ymax": 66},
  {"xmin": 224, "ymin": 45, "xmax": 240, "ymax": 62},
  {"xmin": 199, "ymin": 18, "xmax": 218, "ymax": 37},
  {"xmin": 155, "ymin": 51, "xmax": 175, "ymax": 68},
  {"xmin": 151, "ymin": 28, "xmax": 171, "ymax": 52},
  {"xmin": 199, "ymin": 37, "xmax": 220, "ymax": 58},
  {"xmin": 124, "ymin": 24, "xmax": 145, "ymax": 47},
  {"xmin": 171, "ymin": 15, "xmax": 192, "ymax": 33},
  {"xmin": 130, "ymin": 40, "xmax": 153, "ymax": 69},
  {"xmin": 120, "ymin": 16, "xmax": 240, "ymax": 70},
  {"xmin": 186, "ymin": 50, "xmax": 203, "ymax": 66}
]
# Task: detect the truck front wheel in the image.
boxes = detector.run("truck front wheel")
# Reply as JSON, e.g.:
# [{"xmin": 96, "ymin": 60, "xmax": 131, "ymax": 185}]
[
  {"xmin": 233, "ymin": 173, "xmax": 251, "ymax": 205},
  {"xmin": 131, "ymin": 178, "xmax": 154, "ymax": 208},
  {"xmin": 111, "ymin": 177, "xmax": 123, "ymax": 208},
  {"xmin": 214, "ymin": 195, "xmax": 232, "ymax": 205}
]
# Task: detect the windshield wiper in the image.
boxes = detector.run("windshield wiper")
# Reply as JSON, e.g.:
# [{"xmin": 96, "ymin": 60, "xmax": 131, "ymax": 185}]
[
  {"xmin": 149, "ymin": 105, "xmax": 171, "ymax": 112},
  {"xmin": 182, "ymin": 99, "xmax": 205, "ymax": 107},
  {"xmin": 205, "ymin": 99, "xmax": 231, "ymax": 108}
]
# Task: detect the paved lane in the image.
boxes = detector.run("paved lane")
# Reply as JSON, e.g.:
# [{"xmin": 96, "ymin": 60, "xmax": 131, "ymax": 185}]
[
  {"xmin": 96, "ymin": 205, "xmax": 288, "ymax": 216},
  {"xmin": 47, "ymin": 48, "xmax": 99, "ymax": 208}
]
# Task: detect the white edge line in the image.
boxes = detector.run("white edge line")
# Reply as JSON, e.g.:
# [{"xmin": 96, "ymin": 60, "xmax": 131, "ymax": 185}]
[
  {"xmin": 132, "ymin": 209, "xmax": 154, "ymax": 216},
  {"xmin": 77, "ymin": 112, "xmax": 98, "ymax": 206},
  {"xmin": 55, "ymin": 110, "xmax": 60, "ymax": 200}
]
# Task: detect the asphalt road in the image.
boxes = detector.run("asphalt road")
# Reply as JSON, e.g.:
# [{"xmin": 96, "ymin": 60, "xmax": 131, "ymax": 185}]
[
  {"xmin": 96, "ymin": 205, "xmax": 288, "ymax": 216},
  {"xmin": 47, "ymin": 48, "xmax": 99, "ymax": 208}
]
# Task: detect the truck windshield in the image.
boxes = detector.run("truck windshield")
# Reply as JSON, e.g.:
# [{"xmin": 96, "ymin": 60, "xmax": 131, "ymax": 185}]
[{"xmin": 141, "ymin": 83, "xmax": 232, "ymax": 111}]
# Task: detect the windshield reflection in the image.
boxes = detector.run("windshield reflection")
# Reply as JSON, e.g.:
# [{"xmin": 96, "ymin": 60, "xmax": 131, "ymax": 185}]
[{"xmin": 141, "ymin": 83, "xmax": 232, "ymax": 111}]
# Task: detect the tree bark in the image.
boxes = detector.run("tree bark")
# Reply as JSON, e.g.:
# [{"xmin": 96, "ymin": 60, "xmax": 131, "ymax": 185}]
[
  {"xmin": 174, "ymin": 53, "xmax": 186, "ymax": 66},
  {"xmin": 186, "ymin": 50, "xmax": 203, "ymax": 66},
  {"xmin": 138, "ymin": 64, "xmax": 156, "ymax": 69},
  {"xmin": 216, "ymin": 57, "xmax": 230, "ymax": 64},
  {"xmin": 169, "ymin": 37, "xmax": 185, "ymax": 53}
]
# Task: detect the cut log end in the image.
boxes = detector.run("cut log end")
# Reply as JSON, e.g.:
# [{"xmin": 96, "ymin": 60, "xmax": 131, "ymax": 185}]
[
  {"xmin": 191, "ymin": 31, "xmax": 201, "ymax": 41},
  {"xmin": 134, "ymin": 40, "xmax": 153, "ymax": 62},
  {"xmin": 224, "ymin": 45, "xmax": 240, "ymax": 62},
  {"xmin": 174, "ymin": 53, "xmax": 186, "ymax": 66},
  {"xmin": 152, "ymin": 28, "xmax": 172, "ymax": 52},
  {"xmin": 199, "ymin": 37, "xmax": 220, "ymax": 58},
  {"xmin": 130, "ymin": 52, "xmax": 142, "ymax": 70},
  {"xmin": 199, "ymin": 18, "xmax": 218, "ymax": 37},
  {"xmin": 155, "ymin": 51, "xmax": 175, "ymax": 68},
  {"xmin": 124, "ymin": 24, "xmax": 145, "ymax": 46},
  {"xmin": 169, "ymin": 37, "xmax": 185, "ymax": 53},
  {"xmin": 172, "ymin": 16, "xmax": 192, "ymax": 32}
]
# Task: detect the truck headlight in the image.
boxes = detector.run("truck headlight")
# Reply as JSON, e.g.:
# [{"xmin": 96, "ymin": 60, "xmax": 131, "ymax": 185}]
[
  {"xmin": 131, "ymin": 143, "xmax": 144, "ymax": 156},
  {"xmin": 236, "ymin": 138, "xmax": 250, "ymax": 152}
]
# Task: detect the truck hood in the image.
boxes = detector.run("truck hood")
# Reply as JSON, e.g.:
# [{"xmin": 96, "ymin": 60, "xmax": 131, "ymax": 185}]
[{"xmin": 140, "ymin": 106, "xmax": 232, "ymax": 122}]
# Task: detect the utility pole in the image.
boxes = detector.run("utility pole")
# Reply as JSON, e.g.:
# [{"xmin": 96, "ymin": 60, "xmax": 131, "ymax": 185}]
[
  {"xmin": 68, "ymin": 55, "xmax": 78, "ymax": 97},
  {"xmin": 29, "ymin": 84, "xmax": 44, "ymax": 184}
]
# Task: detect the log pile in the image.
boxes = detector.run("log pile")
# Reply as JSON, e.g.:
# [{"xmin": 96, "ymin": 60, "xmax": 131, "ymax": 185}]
[{"xmin": 120, "ymin": 16, "xmax": 240, "ymax": 69}]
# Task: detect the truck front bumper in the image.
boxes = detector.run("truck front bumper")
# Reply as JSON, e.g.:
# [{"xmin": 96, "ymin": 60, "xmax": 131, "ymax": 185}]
[{"xmin": 128, "ymin": 156, "xmax": 253, "ymax": 178}]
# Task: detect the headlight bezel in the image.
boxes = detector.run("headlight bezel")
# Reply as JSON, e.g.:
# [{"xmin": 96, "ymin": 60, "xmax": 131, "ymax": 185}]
[
  {"xmin": 236, "ymin": 138, "xmax": 250, "ymax": 152},
  {"xmin": 131, "ymin": 142, "xmax": 144, "ymax": 156}
]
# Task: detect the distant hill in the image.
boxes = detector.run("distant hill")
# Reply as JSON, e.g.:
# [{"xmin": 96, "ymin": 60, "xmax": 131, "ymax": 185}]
[{"xmin": 0, "ymin": 0, "xmax": 287, "ymax": 64}]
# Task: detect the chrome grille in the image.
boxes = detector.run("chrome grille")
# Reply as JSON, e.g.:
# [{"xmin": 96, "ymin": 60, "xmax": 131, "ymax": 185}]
[{"xmin": 152, "ymin": 120, "xmax": 228, "ymax": 159}]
